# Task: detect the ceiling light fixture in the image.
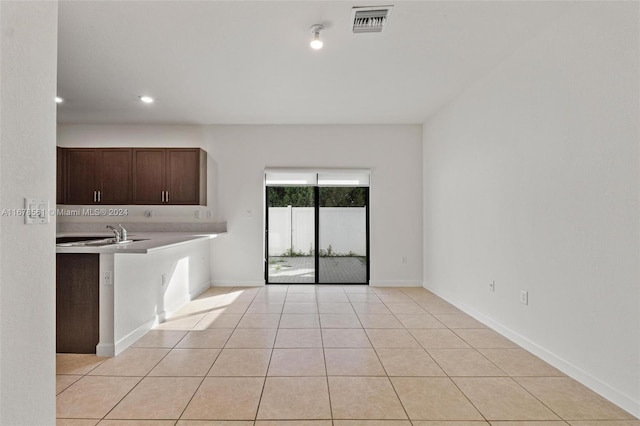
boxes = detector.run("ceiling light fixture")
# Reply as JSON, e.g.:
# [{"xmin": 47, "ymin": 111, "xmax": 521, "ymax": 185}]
[
  {"xmin": 139, "ymin": 95, "xmax": 154, "ymax": 104},
  {"xmin": 55, "ymin": 96, "xmax": 64, "ymax": 104},
  {"xmin": 310, "ymin": 24, "xmax": 324, "ymax": 50}
]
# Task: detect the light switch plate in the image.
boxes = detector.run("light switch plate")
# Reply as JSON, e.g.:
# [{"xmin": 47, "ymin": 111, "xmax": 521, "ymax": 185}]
[{"xmin": 24, "ymin": 198, "xmax": 49, "ymax": 224}]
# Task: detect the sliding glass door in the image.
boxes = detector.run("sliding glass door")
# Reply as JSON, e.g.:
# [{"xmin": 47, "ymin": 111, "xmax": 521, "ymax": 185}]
[
  {"xmin": 265, "ymin": 170, "xmax": 370, "ymax": 285},
  {"xmin": 318, "ymin": 187, "xmax": 368, "ymax": 283},
  {"xmin": 266, "ymin": 186, "xmax": 316, "ymax": 283}
]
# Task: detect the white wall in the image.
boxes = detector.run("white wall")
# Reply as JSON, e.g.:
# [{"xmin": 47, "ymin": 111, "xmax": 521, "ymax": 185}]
[
  {"xmin": 0, "ymin": 2, "xmax": 58, "ymax": 424},
  {"xmin": 105, "ymin": 238, "xmax": 211, "ymax": 356},
  {"xmin": 56, "ymin": 124, "xmax": 218, "ymax": 222},
  {"xmin": 205, "ymin": 125, "xmax": 422, "ymax": 286},
  {"xmin": 423, "ymin": 2, "xmax": 639, "ymax": 416},
  {"xmin": 58, "ymin": 124, "xmax": 424, "ymax": 287}
]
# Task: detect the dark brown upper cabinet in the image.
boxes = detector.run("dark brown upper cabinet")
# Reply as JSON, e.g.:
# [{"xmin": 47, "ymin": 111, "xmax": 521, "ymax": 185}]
[
  {"xmin": 57, "ymin": 147, "xmax": 65, "ymax": 204},
  {"xmin": 58, "ymin": 147, "xmax": 206, "ymax": 206},
  {"xmin": 133, "ymin": 148, "xmax": 207, "ymax": 205},
  {"xmin": 64, "ymin": 148, "xmax": 132, "ymax": 205}
]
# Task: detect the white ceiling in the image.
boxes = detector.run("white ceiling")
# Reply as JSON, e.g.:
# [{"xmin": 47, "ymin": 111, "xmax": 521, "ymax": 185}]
[{"xmin": 57, "ymin": 1, "xmax": 573, "ymax": 125}]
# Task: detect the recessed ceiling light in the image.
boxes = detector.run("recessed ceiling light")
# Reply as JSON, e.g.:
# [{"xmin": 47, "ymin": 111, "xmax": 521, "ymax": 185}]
[
  {"xmin": 310, "ymin": 24, "xmax": 324, "ymax": 50},
  {"xmin": 139, "ymin": 95, "xmax": 154, "ymax": 104},
  {"xmin": 55, "ymin": 96, "xmax": 64, "ymax": 104}
]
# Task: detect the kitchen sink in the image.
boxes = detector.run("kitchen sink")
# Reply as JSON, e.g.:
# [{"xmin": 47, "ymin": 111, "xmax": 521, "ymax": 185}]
[
  {"xmin": 56, "ymin": 236, "xmax": 111, "ymax": 244},
  {"xmin": 56, "ymin": 236, "xmax": 146, "ymax": 247}
]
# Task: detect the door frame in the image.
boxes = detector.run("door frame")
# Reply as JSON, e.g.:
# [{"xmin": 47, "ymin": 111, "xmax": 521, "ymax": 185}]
[{"xmin": 264, "ymin": 184, "xmax": 370, "ymax": 285}]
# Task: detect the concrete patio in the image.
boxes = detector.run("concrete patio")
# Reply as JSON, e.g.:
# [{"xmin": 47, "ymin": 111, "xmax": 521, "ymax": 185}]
[{"xmin": 268, "ymin": 256, "xmax": 367, "ymax": 283}]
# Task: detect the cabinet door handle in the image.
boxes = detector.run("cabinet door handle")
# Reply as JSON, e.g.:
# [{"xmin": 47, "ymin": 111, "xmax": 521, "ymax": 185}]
[
  {"xmin": 97, "ymin": 191, "xmax": 101, "ymax": 203},
  {"xmin": 166, "ymin": 191, "xmax": 169, "ymax": 203},
  {"xmin": 161, "ymin": 191, "xmax": 165, "ymax": 203},
  {"xmin": 93, "ymin": 191, "xmax": 97, "ymax": 203}
]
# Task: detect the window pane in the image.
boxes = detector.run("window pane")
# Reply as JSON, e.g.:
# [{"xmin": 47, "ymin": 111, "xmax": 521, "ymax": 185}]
[
  {"xmin": 318, "ymin": 187, "xmax": 367, "ymax": 283},
  {"xmin": 267, "ymin": 186, "xmax": 316, "ymax": 283}
]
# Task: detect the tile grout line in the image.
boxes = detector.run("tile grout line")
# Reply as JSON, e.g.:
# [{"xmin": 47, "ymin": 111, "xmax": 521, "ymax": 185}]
[
  {"xmin": 57, "ymin": 285, "xmax": 637, "ymax": 424},
  {"xmin": 508, "ymin": 375, "xmax": 571, "ymax": 422},
  {"xmin": 318, "ymin": 285, "xmax": 336, "ymax": 423},
  {"xmin": 154, "ymin": 286, "xmax": 235, "ymax": 422},
  {"xmin": 402, "ymin": 286, "xmax": 564, "ymax": 424},
  {"xmin": 121, "ymin": 286, "xmax": 236, "ymax": 423},
  {"xmin": 406, "ymin": 287, "xmax": 493, "ymax": 424},
  {"xmin": 251, "ymin": 284, "xmax": 287, "ymax": 423},
  {"xmin": 101, "ymin": 327, "xmax": 197, "ymax": 422},
  {"xmin": 94, "ymin": 340, "xmax": 176, "ymax": 421},
  {"xmin": 178, "ymin": 285, "xmax": 262, "ymax": 422},
  {"xmin": 361, "ymin": 289, "xmax": 413, "ymax": 423},
  {"xmin": 173, "ymin": 341, "xmax": 222, "ymax": 421},
  {"xmin": 400, "ymin": 286, "xmax": 489, "ymax": 424}
]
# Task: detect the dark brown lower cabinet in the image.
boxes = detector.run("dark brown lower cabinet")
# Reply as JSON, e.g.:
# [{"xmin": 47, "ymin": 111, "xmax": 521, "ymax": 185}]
[{"xmin": 56, "ymin": 254, "xmax": 99, "ymax": 354}]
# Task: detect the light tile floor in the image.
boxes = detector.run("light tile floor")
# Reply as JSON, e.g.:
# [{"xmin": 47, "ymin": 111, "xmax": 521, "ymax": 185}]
[{"xmin": 57, "ymin": 285, "xmax": 639, "ymax": 425}]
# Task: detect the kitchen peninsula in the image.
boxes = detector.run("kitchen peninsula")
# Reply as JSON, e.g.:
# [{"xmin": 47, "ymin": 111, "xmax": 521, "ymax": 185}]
[{"xmin": 56, "ymin": 223, "xmax": 225, "ymax": 357}]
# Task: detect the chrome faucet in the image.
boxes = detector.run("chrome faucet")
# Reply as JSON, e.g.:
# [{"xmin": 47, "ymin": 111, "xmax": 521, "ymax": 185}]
[
  {"xmin": 118, "ymin": 224, "xmax": 128, "ymax": 241},
  {"xmin": 106, "ymin": 225, "xmax": 121, "ymax": 242}
]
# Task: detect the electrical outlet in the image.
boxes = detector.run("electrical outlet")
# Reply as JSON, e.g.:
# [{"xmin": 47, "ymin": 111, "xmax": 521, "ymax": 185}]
[
  {"xmin": 489, "ymin": 280, "xmax": 495, "ymax": 292},
  {"xmin": 520, "ymin": 290, "xmax": 528, "ymax": 305},
  {"xmin": 103, "ymin": 271, "xmax": 112, "ymax": 286},
  {"xmin": 194, "ymin": 210, "xmax": 201, "ymax": 219}
]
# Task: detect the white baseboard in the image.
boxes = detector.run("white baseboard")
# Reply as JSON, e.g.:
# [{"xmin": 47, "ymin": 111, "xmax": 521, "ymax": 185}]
[
  {"xmin": 96, "ymin": 343, "xmax": 114, "ymax": 357},
  {"xmin": 211, "ymin": 280, "xmax": 265, "ymax": 287},
  {"xmin": 113, "ymin": 317, "xmax": 156, "ymax": 356},
  {"xmin": 210, "ymin": 280, "xmax": 424, "ymax": 288},
  {"xmin": 424, "ymin": 284, "xmax": 640, "ymax": 418},
  {"xmin": 369, "ymin": 280, "xmax": 423, "ymax": 287},
  {"xmin": 189, "ymin": 280, "xmax": 213, "ymax": 299},
  {"xmin": 99, "ymin": 283, "xmax": 225, "ymax": 358},
  {"xmin": 161, "ymin": 282, "xmax": 212, "ymax": 320}
]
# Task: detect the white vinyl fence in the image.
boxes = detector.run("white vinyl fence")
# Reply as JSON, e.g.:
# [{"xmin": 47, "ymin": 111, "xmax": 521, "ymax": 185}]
[{"xmin": 268, "ymin": 207, "xmax": 366, "ymax": 256}]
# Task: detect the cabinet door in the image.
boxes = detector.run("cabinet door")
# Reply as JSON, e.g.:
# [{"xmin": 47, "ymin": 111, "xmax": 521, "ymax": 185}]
[
  {"xmin": 133, "ymin": 149, "xmax": 166, "ymax": 204},
  {"xmin": 56, "ymin": 254, "xmax": 100, "ymax": 354},
  {"xmin": 57, "ymin": 147, "xmax": 65, "ymax": 204},
  {"xmin": 166, "ymin": 149, "xmax": 202, "ymax": 205},
  {"xmin": 65, "ymin": 149, "xmax": 99, "ymax": 204},
  {"xmin": 99, "ymin": 149, "xmax": 132, "ymax": 204}
]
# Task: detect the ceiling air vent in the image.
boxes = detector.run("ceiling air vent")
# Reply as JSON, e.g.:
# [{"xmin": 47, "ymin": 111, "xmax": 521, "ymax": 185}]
[{"xmin": 351, "ymin": 5, "xmax": 393, "ymax": 34}]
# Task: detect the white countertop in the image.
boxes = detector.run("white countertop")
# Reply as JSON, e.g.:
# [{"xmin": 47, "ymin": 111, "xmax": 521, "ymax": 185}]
[{"xmin": 56, "ymin": 231, "xmax": 223, "ymax": 254}]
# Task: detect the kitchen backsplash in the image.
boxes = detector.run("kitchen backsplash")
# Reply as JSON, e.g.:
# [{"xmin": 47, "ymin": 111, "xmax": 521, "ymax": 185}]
[{"xmin": 57, "ymin": 220, "xmax": 227, "ymax": 234}]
